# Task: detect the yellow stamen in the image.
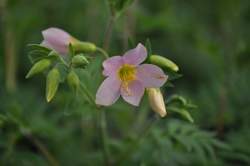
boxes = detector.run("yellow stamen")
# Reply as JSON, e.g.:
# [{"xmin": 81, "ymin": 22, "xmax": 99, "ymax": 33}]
[{"xmin": 118, "ymin": 64, "xmax": 136, "ymax": 95}]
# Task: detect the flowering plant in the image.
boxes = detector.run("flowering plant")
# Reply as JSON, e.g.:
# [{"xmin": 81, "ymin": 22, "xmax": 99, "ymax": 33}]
[{"xmin": 25, "ymin": 7, "xmax": 195, "ymax": 164}]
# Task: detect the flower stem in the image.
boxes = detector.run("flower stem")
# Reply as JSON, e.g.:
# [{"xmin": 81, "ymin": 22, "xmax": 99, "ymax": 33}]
[
  {"xmin": 97, "ymin": 47, "xmax": 109, "ymax": 59},
  {"xmin": 79, "ymin": 82, "xmax": 96, "ymax": 105},
  {"xmin": 99, "ymin": 109, "xmax": 111, "ymax": 165},
  {"xmin": 24, "ymin": 133, "xmax": 59, "ymax": 166},
  {"xmin": 58, "ymin": 55, "xmax": 70, "ymax": 68},
  {"xmin": 116, "ymin": 115, "xmax": 160, "ymax": 164},
  {"xmin": 103, "ymin": 16, "xmax": 115, "ymax": 50}
]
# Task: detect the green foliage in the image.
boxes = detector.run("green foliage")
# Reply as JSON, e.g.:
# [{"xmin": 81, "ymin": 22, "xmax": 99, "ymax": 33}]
[{"xmin": 167, "ymin": 95, "xmax": 196, "ymax": 123}]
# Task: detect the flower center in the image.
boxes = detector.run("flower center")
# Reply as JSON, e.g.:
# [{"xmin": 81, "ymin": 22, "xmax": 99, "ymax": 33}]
[{"xmin": 118, "ymin": 64, "xmax": 136, "ymax": 82}]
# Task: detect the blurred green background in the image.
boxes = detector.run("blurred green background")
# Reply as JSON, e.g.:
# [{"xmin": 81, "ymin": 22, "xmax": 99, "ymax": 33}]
[{"xmin": 1, "ymin": 0, "xmax": 250, "ymax": 165}]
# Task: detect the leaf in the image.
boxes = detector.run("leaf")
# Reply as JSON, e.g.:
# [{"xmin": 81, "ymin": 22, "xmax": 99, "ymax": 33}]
[
  {"xmin": 211, "ymin": 139, "xmax": 231, "ymax": 151},
  {"xmin": 28, "ymin": 50, "xmax": 50, "ymax": 63},
  {"xmin": 27, "ymin": 44, "xmax": 51, "ymax": 52},
  {"xmin": 168, "ymin": 107, "xmax": 194, "ymax": 123},
  {"xmin": 180, "ymin": 110, "xmax": 194, "ymax": 123},
  {"xmin": 167, "ymin": 95, "xmax": 188, "ymax": 106}
]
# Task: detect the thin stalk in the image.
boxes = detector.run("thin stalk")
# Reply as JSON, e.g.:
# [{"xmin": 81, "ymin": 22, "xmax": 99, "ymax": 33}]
[
  {"xmin": 116, "ymin": 115, "xmax": 159, "ymax": 164},
  {"xmin": 97, "ymin": 5, "xmax": 117, "ymax": 165},
  {"xmin": 103, "ymin": 16, "xmax": 115, "ymax": 50},
  {"xmin": 79, "ymin": 81, "xmax": 111, "ymax": 165},
  {"xmin": 1, "ymin": 0, "xmax": 17, "ymax": 93},
  {"xmin": 58, "ymin": 56, "xmax": 69, "ymax": 68},
  {"xmin": 99, "ymin": 109, "xmax": 111, "ymax": 165},
  {"xmin": 97, "ymin": 47, "xmax": 109, "ymax": 59},
  {"xmin": 79, "ymin": 82, "xmax": 95, "ymax": 105},
  {"xmin": 24, "ymin": 133, "xmax": 59, "ymax": 166}
]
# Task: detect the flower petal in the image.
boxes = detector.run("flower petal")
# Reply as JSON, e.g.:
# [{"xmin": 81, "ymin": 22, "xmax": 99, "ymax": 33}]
[
  {"xmin": 137, "ymin": 64, "xmax": 168, "ymax": 88},
  {"xmin": 102, "ymin": 56, "xmax": 123, "ymax": 76},
  {"xmin": 95, "ymin": 76, "xmax": 121, "ymax": 106},
  {"xmin": 42, "ymin": 27, "xmax": 71, "ymax": 54},
  {"xmin": 122, "ymin": 43, "xmax": 147, "ymax": 65},
  {"xmin": 121, "ymin": 80, "xmax": 145, "ymax": 106},
  {"xmin": 41, "ymin": 40, "xmax": 53, "ymax": 49}
]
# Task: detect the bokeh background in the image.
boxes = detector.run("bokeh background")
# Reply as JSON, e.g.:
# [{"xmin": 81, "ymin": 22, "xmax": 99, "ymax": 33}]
[{"xmin": 1, "ymin": 0, "xmax": 250, "ymax": 165}]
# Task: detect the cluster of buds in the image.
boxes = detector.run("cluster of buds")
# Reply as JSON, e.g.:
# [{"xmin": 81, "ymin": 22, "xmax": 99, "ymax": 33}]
[
  {"xmin": 26, "ymin": 27, "xmax": 180, "ymax": 118},
  {"xmin": 26, "ymin": 27, "xmax": 96, "ymax": 102}
]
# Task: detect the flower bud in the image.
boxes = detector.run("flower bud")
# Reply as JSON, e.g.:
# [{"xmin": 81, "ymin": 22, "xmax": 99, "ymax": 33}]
[
  {"xmin": 148, "ymin": 55, "xmax": 179, "ymax": 72},
  {"xmin": 41, "ymin": 27, "xmax": 72, "ymax": 55},
  {"xmin": 46, "ymin": 68, "xmax": 60, "ymax": 102},
  {"xmin": 41, "ymin": 27, "xmax": 97, "ymax": 55},
  {"xmin": 71, "ymin": 54, "xmax": 89, "ymax": 68},
  {"xmin": 26, "ymin": 59, "xmax": 51, "ymax": 78},
  {"xmin": 67, "ymin": 70, "xmax": 80, "ymax": 92},
  {"xmin": 147, "ymin": 88, "xmax": 167, "ymax": 117},
  {"xmin": 71, "ymin": 41, "xmax": 97, "ymax": 53}
]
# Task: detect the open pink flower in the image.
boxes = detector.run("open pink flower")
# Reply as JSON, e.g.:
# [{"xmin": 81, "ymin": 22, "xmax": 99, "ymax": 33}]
[
  {"xmin": 96, "ymin": 43, "xmax": 168, "ymax": 106},
  {"xmin": 41, "ymin": 27, "xmax": 74, "ymax": 54}
]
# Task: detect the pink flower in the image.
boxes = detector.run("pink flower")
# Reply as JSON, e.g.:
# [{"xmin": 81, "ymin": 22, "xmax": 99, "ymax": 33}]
[
  {"xmin": 41, "ymin": 27, "xmax": 75, "ymax": 54},
  {"xmin": 96, "ymin": 43, "xmax": 168, "ymax": 106}
]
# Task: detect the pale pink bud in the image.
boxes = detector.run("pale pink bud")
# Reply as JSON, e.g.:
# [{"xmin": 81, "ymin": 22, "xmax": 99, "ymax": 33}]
[{"xmin": 147, "ymin": 88, "xmax": 167, "ymax": 117}]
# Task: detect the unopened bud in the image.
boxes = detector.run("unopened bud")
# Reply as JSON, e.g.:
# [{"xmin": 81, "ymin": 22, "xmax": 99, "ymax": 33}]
[
  {"xmin": 71, "ymin": 40, "xmax": 97, "ymax": 53},
  {"xmin": 147, "ymin": 88, "xmax": 167, "ymax": 117},
  {"xmin": 46, "ymin": 68, "xmax": 60, "ymax": 102},
  {"xmin": 71, "ymin": 54, "xmax": 89, "ymax": 68},
  {"xmin": 149, "ymin": 55, "xmax": 179, "ymax": 72},
  {"xmin": 67, "ymin": 70, "xmax": 80, "ymax": 92},
  {"xmin": 26, "ymin": 59, "xmax": 51, "ymax": 78}
]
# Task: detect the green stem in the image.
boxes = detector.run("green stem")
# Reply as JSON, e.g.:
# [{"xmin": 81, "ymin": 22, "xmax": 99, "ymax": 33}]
[
  {"xmin": 116, "ymin": 115, "xmax": 159, "ymax": 164},
  {"xmin": 97, "ymin": 47, "xmax": 109, "ymax": 59},
  {"xmin": 79, "ymin": 82, "xmax": 95, "ymax": 106},
  {"xmin": 96, "ymin": 6, "xmax": 117, "ymax": 166},
  {"xmin": 24, "ymin": 132, "xmax": 59, "ymax": 166},
  {"xmin": 58, "ymin": 56, "xmax": 69, "ymax": 68},
  {"xmin": 103, "ymin": 16, "xmax": 115, "ymax": 50},
  {"xmin": 99, "ymin": 109, "xmax": 111, "ymax": 165},
  {"xmin": 78, "ymin": 82, "xmax": 111, "ymax": 165}
]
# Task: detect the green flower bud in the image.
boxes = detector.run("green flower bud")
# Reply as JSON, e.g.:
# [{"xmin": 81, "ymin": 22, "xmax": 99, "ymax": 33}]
[
  {"xmin": 26, "ymin": 59, "xmax": 51, "ymax": 78},
  {"xmin": 148, "ymin": 55, "xmax": 179, "ymax": 72},
  {"xmin": 67, "ymin": 70, "xmax": 80, "ymax": 92},
  {"xmin": 71, "ymin": 54, "xmax": 89, "ymax": 68},
  {"xmin": 71, "ymin": 40, "xmax": 97, "ymax": 53},
  {"xmin": 46, "ymin": 68, "xmax": 60, "ymax": 102}
]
